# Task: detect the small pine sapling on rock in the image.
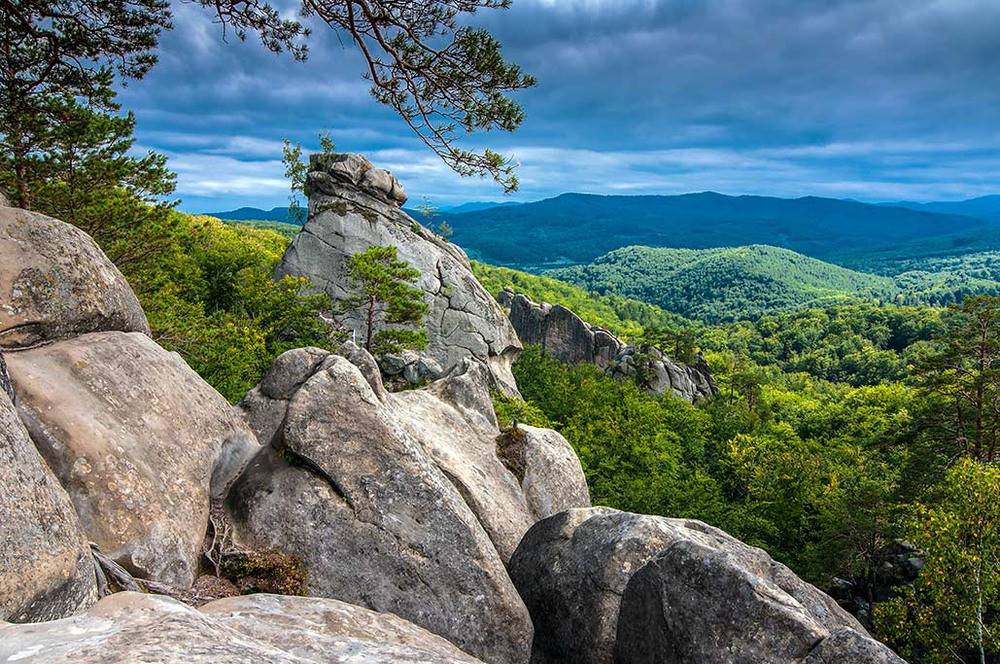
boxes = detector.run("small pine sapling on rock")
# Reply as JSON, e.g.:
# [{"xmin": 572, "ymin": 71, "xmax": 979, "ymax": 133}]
[{"xmin": 341, "ymin": 245, "xmax": 429, "ymax": 355}]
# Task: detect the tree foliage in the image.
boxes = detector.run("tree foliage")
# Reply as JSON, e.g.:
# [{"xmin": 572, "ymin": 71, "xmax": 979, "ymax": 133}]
[
  {"xmin": 137, "ymin": 214, "xmax": 336, "ymax": 402},
  {"xmin": 340, "ymin": 245, "xmax": 428, "ymax": 354},
  {"xmin": 0, "ymin": 0, "xmax": 171, "ymax": 206},
  {"xmin": 912, "ymin": 296, "xmax": 1000, "ymax": 462},
  {"xmin": 875, "ymin": 460, "xmax": 1000, "ymax": 664},
  {"xmin": 2, "ymin": 95, "xmax": 177, "ymax": 269}
]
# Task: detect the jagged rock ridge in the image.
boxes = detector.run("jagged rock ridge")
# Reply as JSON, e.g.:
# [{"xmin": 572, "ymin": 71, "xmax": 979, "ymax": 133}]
[{"xmin": 498, "ymin": 290, "xmax": 717, "ymax": 402}]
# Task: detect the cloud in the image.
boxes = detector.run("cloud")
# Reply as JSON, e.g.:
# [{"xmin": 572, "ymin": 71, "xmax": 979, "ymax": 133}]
[{"xmin": 116, "ymin": 0, "xmax": 1000, "ymax": 210}]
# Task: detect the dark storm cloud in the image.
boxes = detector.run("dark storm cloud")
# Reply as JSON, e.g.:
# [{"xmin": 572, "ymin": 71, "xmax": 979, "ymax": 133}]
[{"xmin": 116, "ymin": 0, "xmax": 1000, "ymax": 210}]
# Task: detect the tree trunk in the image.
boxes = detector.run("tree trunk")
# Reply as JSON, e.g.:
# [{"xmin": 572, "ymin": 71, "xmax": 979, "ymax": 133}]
[
  {"xmin": 0, "ymin": 348, "xmax": 13, "ymax": 401},
  {"xmin": 365, "ymin": 295, "xmax": 376, "ymax": 351}
]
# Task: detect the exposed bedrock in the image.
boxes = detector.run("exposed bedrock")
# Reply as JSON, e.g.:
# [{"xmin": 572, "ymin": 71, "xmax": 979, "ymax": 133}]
[
  {"xmin": 509, "ymin": 507, "xmax": 902, "ymax": 664},
  {"xmin": 274, "ymin": 152, "xmax": 523, "ymax": 396},
  {"xmin": 6, "ymin": 331, "xmax": 257, "ymax": 588},
  {"xmin": 231, "ymin": 344, "xmax": 596, "ymax": 663},
  {"xmin": 0, "ymin": 592, "xmax": 486, "ymax": 663},
  {"xmin": 0, "ymin": 206, "xmax": 149, "ymax": 350},
  {"xmin": 499, "ymin": 291, "xmax": 716, "ymax": 402},
  {"xmin": 0, "ymin": 390, "xmax": 97, "ymax": 623}
]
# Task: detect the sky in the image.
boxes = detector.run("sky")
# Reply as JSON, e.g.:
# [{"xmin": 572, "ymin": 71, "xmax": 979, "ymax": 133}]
[{"xmin": 116, "ymin": 0, "xmax": 1000, "ymax": 212}]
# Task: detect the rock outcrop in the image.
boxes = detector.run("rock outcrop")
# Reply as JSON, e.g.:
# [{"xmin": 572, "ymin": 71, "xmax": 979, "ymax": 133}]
[
  {"xmin": 275, "ymin": 153, "xmax": 522, "ymax": 395},
  {"xmin": 499, "ymin": 291, "xmax": 716, "ymax": 402},
  {"xmin": 0, "ymin": 207, "xmax": 149, "ymax": 350},
  {"xmin": 497, "ymin": 424, "xmax": 591, "ymax": 521},
  {"xmin": 617, "ymin": 539, "xmax": 904, "ymax": 663},
  {"xmin": 6, "ymin": 331, "xmax": 257, "ymax": 588},
  {"xmin": 231, "ymin": 346, "xmax": 544, "ymax": 663},
  {"xmin": 510, "ymin": 507, "xmax": 894, "ymax": 664},
  {"xmin": 0, "ymin": 390, "xmax": 97, "ymax": 623},
  {"xmin": 0, "ymin": 592, "xmax": 485, "ymax": 663}
]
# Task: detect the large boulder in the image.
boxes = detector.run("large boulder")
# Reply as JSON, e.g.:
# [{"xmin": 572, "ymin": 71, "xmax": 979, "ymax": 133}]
[
  {"xmin": 275, "ymin": 153, "xmax": 522, "ymax": 396},
  {"xmin": 390, "ymin": 359, "xmax": 536, "ymax": 561},
  {"xmin": 0, "ymin": 390, "xmax": 97, "ymax": 622},
  {"xmin": 229, "ymin": 348, "xmax": 534, "ymax": 663},
  {"xmin": 6, "ymin": 331, "xmax": 257, "ymax": 588},
  {"xmin": 616, "ymin": 539, "xmax": 905, "ymax": 663},
  {"xmin": 496, "ymin": 424, "xmax": 591, "ymax": 521},
  {"xmin": 0, "ymin": 207, "xmax": 149, "ymax": 350},
  {"xmin": 509, "ymin": 508, "xmax": 884, "ymax": 664},
  {"xmin": 501, "ymin": 292, "xmax": 716, "ymax": 402},
  {"xmin": 0, "ymin": 592, "xmax": 485, "ymax": 662}
]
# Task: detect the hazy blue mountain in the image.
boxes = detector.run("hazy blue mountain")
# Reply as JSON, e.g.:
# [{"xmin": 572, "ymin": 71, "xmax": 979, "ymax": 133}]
[
  {"xmin": 204, "ymin": 206, "xmax": 297, "ymax": 223},
  {"xmin": 439, "ymin": 201, "xmax": 521, "ymax": 213},
  {"xmin": 434, "ymin": 192, "xmax": 988, "ymax": 271},
  {"xmin": 881, "ymin": 195, "xmax": 1000, "ymax": 222}
]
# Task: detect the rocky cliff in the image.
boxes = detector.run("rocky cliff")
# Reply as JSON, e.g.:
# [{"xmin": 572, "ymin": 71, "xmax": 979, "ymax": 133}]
[
  {"xmin": 499, "ymin": 291, "xmax": 717, "ymax": 402},
  {"xmin": 0, "ymin": 166, "xmax": 904, "ymax": 663},
  {"xmin": 275, "ymin": 153, "xmax": 523, "ymax": 395}
]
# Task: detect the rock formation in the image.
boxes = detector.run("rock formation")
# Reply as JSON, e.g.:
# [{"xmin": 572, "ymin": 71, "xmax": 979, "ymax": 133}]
[
  {"xmin": 0, "ymin": 592, "xmax": 485, "ymax": 662},
  {"xmin": 275, "ymin": 153, "xmax": 522, "ymax": 395},
  {"xmin": 0, "ymin": 390, "xmax": 97, "ymax": 623},
  {"xmin": 6, "ymin": 332, "xmax": 257, "ymax": 588},
  {"xmin": 232, "ymin": 346, "xmax": 534, "ymax": 662},
  {"xmin": 0, "ymin": 207, "xmax": 149, "ymax": 350},
  {"xmin": 497, "ymin": 424, "xmax": 591, "ymax": 521},
  {"xmin": 498, "ymin": 291, "xmax": 716, "ymax": 402},
  {"xmin": 0, "ymin": 171, "xmax": 905, "ymax": 664},
  {"xmin": 616, "ymin": 538, "xmax": 904, "ymax": 663},
  {"xmin": 510, "ymin": 507, "xmax": 902, "ymax": 664}
]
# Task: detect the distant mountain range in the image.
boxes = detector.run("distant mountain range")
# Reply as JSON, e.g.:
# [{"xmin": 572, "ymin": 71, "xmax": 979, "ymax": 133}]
[
  {"xmin": 549, "ymin": 244, "xmax": 897, "ymax": 322},
  {"xmin": 549, "ymin": 244, "xmax": 1000, "ymax": 322},
  {"xmin": 204, "ymin": 206, "xmax": 295, "ymax": 222},
  {"xmin": 429, "ymin": 192, "xmax": 995, "ymax": 272},
  {"xmin": 204, "ymin": 200, "xmax": 518, "ymax": 223},
  {"xmin": 881, "ymin": 195, "xmax": 1000, "ymax": 222},
  {"xmin": 206, "ymin": 191, "xmax": 1000, "ymax": 274}
]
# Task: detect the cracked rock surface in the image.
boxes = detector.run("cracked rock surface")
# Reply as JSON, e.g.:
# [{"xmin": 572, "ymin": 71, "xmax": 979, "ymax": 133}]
[
  {"xmin": 0, "ymin": 592, "xmax": 486, "ymax": 663},
  {"xmin": 230, "ymin": 345, "xmax": 545, "ymax": 664},
  {"xmin": 0, "ymin": 389, "xmax": 97, "ymax": 623},
  {"xmin": 0, "ymin": 207, "xmax": 149, "ymax": 350},
  {"xmin": 6, "ymin": 331, "xmax": 257, "ymax": 588},
  {"xmin": 275, "ymin": 152, "xmax": 522, "ymax": 396},
  {"xmin": 510, "ymin": 507, "xmax": 885, "ymax": 664}
]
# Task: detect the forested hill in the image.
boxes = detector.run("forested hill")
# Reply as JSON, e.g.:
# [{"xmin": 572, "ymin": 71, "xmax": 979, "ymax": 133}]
[
  {"xmin": 423, "ymin": 191, "xmax": 990, "ymax": 271},
  {"xmin": 549, "ymin": 245, "xmax": 898, "ymax": 322}
]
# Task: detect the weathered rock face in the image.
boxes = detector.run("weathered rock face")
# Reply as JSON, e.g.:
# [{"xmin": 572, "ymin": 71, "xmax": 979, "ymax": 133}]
[
  {"xmin": 0, "ymin": 592, "xmax": 486, "ymax": 663},
  {"xmin": 500, "ymin": 291, "xmax": 716, "ymax": 402},
  {"xmin": 497, "ymin": 424, "xmax": 591, "ymax": 522},
  {"xmin": 230, "ymin": 347, "xmax": 535, "ymax": 663},
  {"xmin": 389, "ymin": 362, "xmax": 536, "ymax": 561},
  {"xmin": 0, "ymin": 207, "xmax": 149, "ymax": 350},
  {"xmin": 6, "ymin": 331, "xmax": 257, "ymax": 588},
  {"xmin": 616, "ymin": 539, "xmax": 905, "ymax": 664},
  {"xmin": 510, "ymin": 508, "xmax": 887, "ymax": 664},
  {"xmin": 0, "ymin": 391, "xmax": 97, "ymax": 623},
  {"xmin": 275, "ymin": 153, "xmax": 522, "ymax": 395}
]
